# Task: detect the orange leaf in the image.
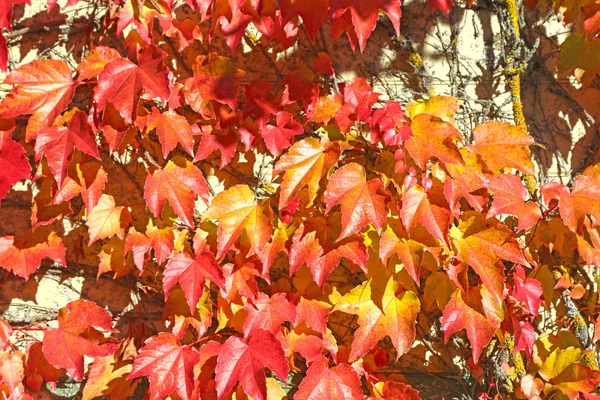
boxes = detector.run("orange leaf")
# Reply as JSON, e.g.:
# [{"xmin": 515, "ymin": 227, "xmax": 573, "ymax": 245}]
[
  {"xmin": 201, "ymin": 185, "xmax": 272, "ymax": 257},
  {"xmin": 87, "ymin": 194, "xmax": 132, "ymax": 246},
  {"xmin": 144, "ymin": 157, "xmax": 210, "ymax": 227},
  {"xmin": 470, "ymin": 121, "xmax": 535, "ymax": 175},
  {"xmin": 334, "ymin": 276, "xmax": 420, "ymax": 362},
  {"xmin": 294, "ymin": 355, "xmax": 362, "ymax": 400},
  {"xmin": 273, "ymin": 137, "xmax": 341, "ymax": 209},
  {"xmin": 405, "ymin": 113, "xmax": 463, "ymax": 169},
  {"xmin": 324, "ymin": 163, "xmax": 388, "ymax": 241},
  {"xmin": 0, "ymin": 60, "xmax": 74, "ymax": 140}
]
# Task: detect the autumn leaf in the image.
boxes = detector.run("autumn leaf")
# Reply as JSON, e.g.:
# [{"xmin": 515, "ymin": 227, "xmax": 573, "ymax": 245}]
[
  {"xmin": 373, "ymin": 380, "xmax": 422, "ymax": 400},
  {"xmin": 261, "ymin": 111, "xmax": 304, "ymax": 156},
  {"xmin": 329, "ymin": 0, "xmax": 401, "ymax": 51},
  {"xmin": 441, "ymin": 290, "xmax": 497, "ymax": 364},
  {"xmin": 82, "ymin": 354, "xmax": 137, "ymax": 400},
  {"xmin": 0, "ymin": 138, "xmax": 30, "ymax": 204},
  {"xmin": 128, "ymin": 333, "xmax": 199, "ymax": 400},
  {"xmin": 334, "ymin": 276, "xmax": 420, "ymax": 362},
  {"xmin": 405, "ymin": 95, "xmax": 461, "ymax": 123},
  {"xmin": 163, "ymin": 250, "xmax": 225, "ymax": 314},
  {"xmin": 324, "ymin": 163, "xmax": 388, "ymax": 241},
  {"xmin": 450, "ymin": 211, "xmax": 528, "ymax": 303},
  {"xmin": 295, "ymin": 297, "xmax": 331, "ymax": 335},
  {"xmin": 76, "ymin": 46, "xmax": 120, "ymax": 81},
  {"xmin": 94, "ymin": 46, "xmax": 170, "ymax": 123},
  {"xmin": 215, "ymin": 329, "xmax": 289, "ymax": 400},
  {"xmin": 486, "ymin": 174, "xmax": 542, "ymax": 232},
  {"xmin": 0, "ymin": 229, "xmax": 66, "ymax": 280},
  {"xmin": 186, "ymin": 53, "xmax": 245, "ymax": 111},
  {"xmin": 281, "ymin": 0, "xmax": 329, "ymax": 40},
  {"xmin": 34, "ymin": 109, "xmax": 100, "ymax": 187},
  {"xmin": 401, "ymin": 184, "xmax": 450, "ymax": 245},
  {"xmin": 541, "ymin": 164, "xmax": 600, "ymax": 232},
  {"xmin": 0, "ymin": 351, "xmax": 24, "ymax": 394},
  {"xmin": 294, "ymin": 356, "xmax": 363, "ymax": 400},
  {"xmin": 404, "ymin": 113, "xmax": 463, "ymax": 169},
  {"xmin": 558, "ymin": 34, "xmax": 600, "ymax": 87},
  {"xmin": 201, "ymin": 184, "xmax": 272, "ymax": 257},
  {"xmin": 144, "ymin": 157, "xmax": 210, "ymax": 227},
  {"xmin": 470, "ymin": 121, "xmax": 535, "ymax": 175},
  {"xmin": 87, "ymin": 194, "xmax": 132, "ymax": 246},
  {"xmin": 242, "ymin": 292, "xmax": 296, "ymax": 339},
  {"xmin": 146, "ymin": 108, "xmax": 195, "ymax": 158},
  {"xmin": 42, "ymin": 299, "xmax": 118, "ymax": 381},
  {"xmin": 0, "ymin": 60, "xmax": 74, "ymax": 139},
  {"xmin": 273, "ymin": 137, "xmax": 341, "ymax": 209}
]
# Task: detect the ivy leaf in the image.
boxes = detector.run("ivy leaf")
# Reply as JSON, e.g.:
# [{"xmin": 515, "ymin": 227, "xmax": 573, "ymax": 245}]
[
  {"xmin": 470, "ymin": 121, "xmax": 535, "ymax": 175},
  {"xmin": 486, "ymin": 174, "xmax": 542, "ymax": 232},
  {"xmin": 404, "ymin": 113, "xmax": 463, "ymax": 169},
  {"xmin": 185, "ymin": 54, "xmax": 245, "ymax": 111},
  {"xmin": 401, "ymin": 185, "xmax": 450, "ymax": 245},
  {"xmin": 273, "ymin": 137, "xmax": 341, "ymax": 209},
  {"xmin": 87, "ymin": 194, "xmax": 132, "ymax": 246},
  {"xmin": 163, "ymin": 250, "xmax": 225, "ymax": 314},
  {"xmin": 295, "ymin": 297, "xmax": 331, "ymax": 335},
  {"xmin": 146, "ymin": 108, "xmax": 195, "ymax": 158},
  {"xmin": 558, "ymin": 34, "xmax": 600, "ymax": 87},
  {"xmin": 374, "ymin": 381, "xmax": 422, "ymax": 400},
  {"xmin": 215, "ymin": 329, "xmax": 289, "ymax": 400},
  {"xmin": 94, "ymin": 46, "xmax": 170, "ymax": 123},
  {"xmin": 201, "ymin": 185, "xmax": 272, "ymax": 257},
  {"xmin": 34, "ymin": 110, "xmax": 100, "ymax": 187},
  {"xmin": 242, "ymin": 292, "xmax": 296, "ymax": 339},
  {"xmin": 0, "ymin": 60, "xmax": 74, "ymax": 140},
  {"xmin": 294, "ymin": 356, "xmax": 362, "ymax": 400},
  {"xmin": 0, "ymin": 351, "xmax": 24, "ymax": 394},
  {"xmin": 144, "ymin": 157, "xmax": 210, "ymax": 227},
  {"xmin": 329, "ymin": 0, "xmax": 401, "ymax": 52},
  {"xmin": 128, "ymin": 333, "xmax": 199, "ymax": 400},
  {"xmin": 0, "ymin": 0, "xmax": 30, "ymax": 30},
  {"xmin": 42, "ymin": 300, "xmax": 118, "ymax": 381},
  {"xmin": 541, "ymin": 164, "xmax": 600, "ymax": 232},
  {"xmin": 450, "ymin": 211, "xmax": 528, "ymax": 304},
  {"xmin": 334, "ymin": 276, "xmax": 420, "ymax": 362},
  {"xmin": 324, "ymin": 163, "xmax": 388, "ymax": 241},
  {"xmin": 0, "ymin": 229, "xmax": 66, "ymax": 280},
  {"xmin": 281, "ymin": 0, "xmax": 329, "ymax": 40},
  {"xmin": 0, "ymin": 138, "xmax": 30, "ymax": 204},
  {"xmin": 261, "ymin": 111, "xmax": 303, "ymax": 156},
  {"xmin": 441, "ymin": 290, "xmax": 497, "ymax": 364}
]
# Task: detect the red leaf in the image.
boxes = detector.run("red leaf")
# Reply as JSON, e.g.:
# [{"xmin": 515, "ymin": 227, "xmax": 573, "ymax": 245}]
[
  {"xmin": 0, "ymin": 138, "xmax": 30, "ymax": 204},
  {"xmin": 0, "ymin": 60, "xmax": 74, "ymax": 140},
  {"xmin": 324, "ymin": 163, "xmax": 388, "ymax": 241},
  {"xmin": 0, "ymin": 230, "xmax": 66, "ymax": 280},
  {"xmin": 242, "ymin": 292, "xmax": 296, "ymax": 339},
  {"xmin": 35, "ymin": 110, "xmax": 100, "ymax": 187},
  {"xmin": 294, "ymin": 356, "xmax": 362, "ymax": 400},
  {"xmin": 144, "ymin": 157, "xmax": 210, "ymax": 227},
  {"xmin": 401, "ymin": 185, "xmax": 450, "ymax": 245},
  {"xmin": 442, "ymin": 290, "xmax": 497, "ymax": 364},
  {"xmin": 42, "ymin": 300, "xmax": 118, "ymax": 381},
  {"xmin": 94, "ymin": 46, "xmax": 170, "ymax": 123},
  {"xmin": 201, "ymin": 184, "xmax": 272, "ymax": 257},
  {"xmin": 376, "ymin": 381, "xmax": 421, "ymax": 400},
  {"xmin": 186, "ymin": 53, "xmax": 244, "ymax": 111},
  {"xmin": 281, "ymin": 0, "xmax": 329, "ymax": 40},
  {"xmin": 146, "ymin": 108, "xmax": 195, "ymax": 158},
  {"xmin": 163, "ymin": 250, "xmax": 225, "ymax": 314},
  {"xmin": 0, "ymin": 0, "xmax": 30, "ymax": 30},
  {"xmin": 295, "ymin": 297, "xmax": 330, "ymax": 335},
  {"xmin": 330, "ymin": 0, "xmax": 401, "ymax": 51},
  {"xmin": 428, "ymin": 0, "xmax": 455, "ymax": 15},
  {"xmin": 128, "ymin": 333, "xmax": 200, "ymax": 400},
  {"xmin": 486, "ymin": 174, "xmax": 541, "ymax": 232},
  {"xmin": 261, "ymin": 111, "xmax": 303, "ymax": 156},
  {"xmin": 273, "ymin": 137, "xmax": 341, "ymax": 209},
  {"xmin": 215, "ymin": 329, "xmax": 289, "ymax": 400}
]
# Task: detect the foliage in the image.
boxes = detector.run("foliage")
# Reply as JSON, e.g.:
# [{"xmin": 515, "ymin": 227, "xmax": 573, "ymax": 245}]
[{"xmin": 0, "ymin": 0, "xmax": 599, "ymax": 399}]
